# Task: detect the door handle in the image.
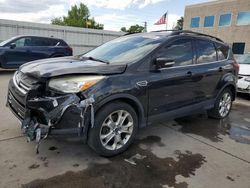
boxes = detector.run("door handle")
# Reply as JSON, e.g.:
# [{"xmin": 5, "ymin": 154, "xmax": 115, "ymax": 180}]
[
  {"xmin": 218, "ymin": 67, "xmax": 223, "ymax": 72},
  {"xmin": 186, "ymin": 71, "xmax": 192, "ymax": 77}
]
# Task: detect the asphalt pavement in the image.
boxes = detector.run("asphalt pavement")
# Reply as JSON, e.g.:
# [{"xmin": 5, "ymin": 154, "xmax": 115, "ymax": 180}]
[{"xmin": 0, "ymin": 71, "xmax": 250, "ymax": 188}]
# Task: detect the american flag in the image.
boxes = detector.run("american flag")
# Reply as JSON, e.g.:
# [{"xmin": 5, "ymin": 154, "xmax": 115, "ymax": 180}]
[{"xmin": 154, "ymin": 12, "xmax": 168, "ymax": 25}]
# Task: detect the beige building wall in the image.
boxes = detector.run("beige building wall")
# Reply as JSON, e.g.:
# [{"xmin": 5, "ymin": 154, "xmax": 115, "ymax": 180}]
[{"xmin": 184, "ymin": 0, "xmax": 250, "ymax": 53}]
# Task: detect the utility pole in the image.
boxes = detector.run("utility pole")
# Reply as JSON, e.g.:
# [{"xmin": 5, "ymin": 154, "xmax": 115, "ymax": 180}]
[{"xmin": 143, "ymin": 21, "xmax": 147, "ymax": 32}]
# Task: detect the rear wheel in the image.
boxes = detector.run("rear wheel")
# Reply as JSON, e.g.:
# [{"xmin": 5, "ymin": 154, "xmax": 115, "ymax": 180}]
[
  {"xmin": 88, "ymin": 101, "xmax": 138, "ymax": 157},
  {"xmin": 208, "ymin": 88, "xmax": 233, "ymax": 119}
]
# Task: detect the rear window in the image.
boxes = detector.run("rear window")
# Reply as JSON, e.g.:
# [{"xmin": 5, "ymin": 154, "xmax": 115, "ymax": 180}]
[
  {"xmin": 196, "ymin": 39, "xmax": 217, "ymax": 64},
  {"xmin": 215, "ymin": 43, "xmax": 229, "ymax": 60}
]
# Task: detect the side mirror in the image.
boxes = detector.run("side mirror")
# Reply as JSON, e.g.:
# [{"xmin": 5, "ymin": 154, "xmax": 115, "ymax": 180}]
[
  {"xmin": 155, "ymin": 57, "xmax": 175, "ymax": 69},
  {"xmin": 10, "ymin": 43, "xmax": 16, "ymax": 49}
]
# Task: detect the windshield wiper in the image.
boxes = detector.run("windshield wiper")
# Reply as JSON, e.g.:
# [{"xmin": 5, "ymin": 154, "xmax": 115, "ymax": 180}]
[{"xmin": 81, "ymin": 56, "xmax": 109, "ymax": 64}]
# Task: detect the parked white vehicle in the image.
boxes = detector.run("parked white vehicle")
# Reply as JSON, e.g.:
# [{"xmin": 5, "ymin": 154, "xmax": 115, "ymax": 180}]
[{"xmin": 235, "ymin": 54, "xmax": 250, "ymax": 94}]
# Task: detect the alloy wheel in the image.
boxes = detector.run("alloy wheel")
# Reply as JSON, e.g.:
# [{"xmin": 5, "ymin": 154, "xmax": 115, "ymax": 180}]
[
  {"xmin": 219, "ymin": 92, "xmax": 232, "ymax": 117},
  {"xmin": 99, "ymin": 110, "xmax": 134, "ymax": 151}
]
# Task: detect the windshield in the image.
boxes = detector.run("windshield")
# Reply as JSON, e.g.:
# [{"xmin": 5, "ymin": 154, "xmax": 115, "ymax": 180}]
[
  {"xmin": 82, "ymin": 34, "xmax": 165, "ymax": 64},
  {"xmin": 0, "ymin": 36, "xmax": 17, "ymax": 47},
  {"xmin": 235, "ymin": 54, "xmax": 250, "ymax": 64}
]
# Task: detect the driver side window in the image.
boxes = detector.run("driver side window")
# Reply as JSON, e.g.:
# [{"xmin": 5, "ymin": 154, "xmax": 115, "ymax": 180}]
[
  {"xmin": 157, "ymin": 39, "xmax": 194, "ymax": 67},
  {"xmin": 14, "ymin": 37, "xmax": 32, "ymax": 47}
]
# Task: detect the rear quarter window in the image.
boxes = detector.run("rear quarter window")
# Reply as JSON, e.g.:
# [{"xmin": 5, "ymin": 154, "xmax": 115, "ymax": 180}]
[
  {"xmin": 215, "ymin": 43, "xmax": 229, "ymax": 60},
  {"xmin": 51, "ymin": 39, "xmax": 68, "ymax": 46}
]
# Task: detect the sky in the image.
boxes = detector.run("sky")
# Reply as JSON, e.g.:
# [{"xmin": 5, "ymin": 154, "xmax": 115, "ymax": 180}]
[{"xmin": 0, "ymin": 0, "xmax": 211, "ymax": 31}]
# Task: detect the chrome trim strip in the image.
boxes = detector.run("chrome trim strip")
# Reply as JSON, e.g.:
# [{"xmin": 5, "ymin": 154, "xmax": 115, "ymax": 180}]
[
  {"xmin": 13, "ymin": 72, "xmax": 27, "ymax": 94},
  {"xmin": 158, "ymin": 59, "xmax": 229, "ymax": 71},
  {"xmin": 19, "ymin": 82, "xmax": 30, "ymax": 91}
]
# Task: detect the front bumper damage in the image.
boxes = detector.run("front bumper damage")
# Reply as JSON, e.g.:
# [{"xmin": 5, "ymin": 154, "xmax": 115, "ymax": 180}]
[{"xmin": 7, "ymin": 86, "xmax": 95, "ymax": 153}]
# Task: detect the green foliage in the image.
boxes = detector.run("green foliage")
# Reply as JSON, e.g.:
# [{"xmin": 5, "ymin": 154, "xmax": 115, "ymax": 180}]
[
  {"xmin": 174, "ymin": 17, "xmax": 184, "ymax": 30},
  {"xmin": 120, "ymin": 24, "xmax": 145, "ymax": 33},
  {"xmin": 51, "ymin": 3, "xmax": 104, "ymax": 30}
]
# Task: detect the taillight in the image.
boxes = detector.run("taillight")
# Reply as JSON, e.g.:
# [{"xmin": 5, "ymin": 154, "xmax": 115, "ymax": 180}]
[
  {"xmin": 66, "ymin": 47, "xmax": 73, "ymax": 55},
  {"xmin": 232, "ymin": 57, "xmax": 240, "ymax": 71}
]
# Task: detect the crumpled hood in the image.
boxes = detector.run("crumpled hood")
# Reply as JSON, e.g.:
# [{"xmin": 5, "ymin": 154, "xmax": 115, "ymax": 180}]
[
  {"xmin": 19, "ymin": 56, "xmax": 127, "ymax": 79},
  {"xmin": 239, "ymin": 64, "xmax": 250, "ymax": 75}
]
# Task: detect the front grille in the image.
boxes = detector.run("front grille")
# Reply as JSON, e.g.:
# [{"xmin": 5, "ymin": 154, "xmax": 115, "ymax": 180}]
[
  {"xmin": 8, "ymin": 91, "xmax": 26, "ymax": 120},
  {"xmin": 14, "ymin": 71, "xmax": 38, "ymax": 94}
]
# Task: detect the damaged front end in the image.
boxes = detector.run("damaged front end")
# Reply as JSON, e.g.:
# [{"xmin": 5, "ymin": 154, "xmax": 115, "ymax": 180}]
[{"xmin": 7, "ymin": 71, "xmax": 96, "ymax": 153}]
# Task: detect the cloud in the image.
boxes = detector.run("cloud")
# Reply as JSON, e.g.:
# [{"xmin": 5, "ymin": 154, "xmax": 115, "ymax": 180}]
[
  {"xmin": 0, "ymin": 4, "xmax": 67, "ymax": 23},
  {"xmin": 0, "ymin": 0, "xmax": 65, "ymax": 13},
  {"xmin": 134, "ymin": 0, "xmax": 166, "ymax": 9},
  {"xmin": 94, "ymin": 13, "xmax": 143, "ymax": 31},
  {"xmin": 0, "ymin": 0, "xmax": 177, "ymax": 31},
  {"xmin": 71, "ymin": 0, "xmax": 165, "ymax": 10}
]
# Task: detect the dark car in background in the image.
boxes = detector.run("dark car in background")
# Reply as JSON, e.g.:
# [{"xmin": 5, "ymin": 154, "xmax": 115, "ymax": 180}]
[
  {"xmin": 0, "ymin": 35, "xmax": 73, "ymax": 69},
  {"xmin": 7, "ymin": 30, "xmax": 238, "ymax": 156}
]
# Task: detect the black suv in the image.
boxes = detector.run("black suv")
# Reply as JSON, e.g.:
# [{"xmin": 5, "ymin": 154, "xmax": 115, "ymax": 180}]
[
  {"xmin": 0, "ymin": 35, "xmax": 72, "ymax": 69},
  {"xmin": 7, "ymin": 31, "xmax": 238, "ymax": 156}
]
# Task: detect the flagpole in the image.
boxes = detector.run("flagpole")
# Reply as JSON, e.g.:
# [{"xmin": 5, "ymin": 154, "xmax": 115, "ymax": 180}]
[{"xmin": 166, "ymin": 11, "xmax": 168, "ymax": 30}]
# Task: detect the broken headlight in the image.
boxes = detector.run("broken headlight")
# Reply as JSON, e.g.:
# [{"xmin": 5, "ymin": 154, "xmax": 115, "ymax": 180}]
[{"xmin": 48, "ymin": 75, "xmax": 105, "ymax": 93}]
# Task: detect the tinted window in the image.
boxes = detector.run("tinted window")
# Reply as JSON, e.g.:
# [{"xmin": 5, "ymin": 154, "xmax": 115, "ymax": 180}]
[
  {"xmin": 14, "ymin": 37, "xmax": 32, "ymax": 47},
  {"xmin": 204, "ymin": 16, "xmax": 215, "ymax": 27},
  {"xmin": 237, "ymin": 12, "xmax": 250, "ymax": 25},
  {"xmin": 196, "ymin": 40, "xmax": 217, "ymax": 64},
  {"xmin": 191, "ymin": 17, "xmax": 200, "ymax": 28},
  {"xmin": 157, "ymin": 39, "xmax": 193, "ymax": 66},
  {"xmin": 59, "ymin": 40, "xmax": 68, "ymax": 46},
  {"xmin": 219, "ymin": 13, "xmax": 231, "ymax": 26},
  {"xmin": 32, "ymin": 38, "xmax": 51, "ymax": 46},
  {"xmin": 215, "ymin": 43, "xmax": 229, "ymax": 60},
  {"xmin": 232, "ymin": 42, "xmax": 245, "ymax": 54}
]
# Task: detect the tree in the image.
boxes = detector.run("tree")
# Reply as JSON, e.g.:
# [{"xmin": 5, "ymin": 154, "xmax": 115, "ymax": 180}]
[
  {"xmin": 174, "ymin": 17, "xmax": 184, "ymax": 30},
  {"xmin": 120, "ymin": 24, "xmax": 145, "ymax": 33},
  {"xmin": 51, "ymin": 3, "xmax": 104, "ymax": 30}
]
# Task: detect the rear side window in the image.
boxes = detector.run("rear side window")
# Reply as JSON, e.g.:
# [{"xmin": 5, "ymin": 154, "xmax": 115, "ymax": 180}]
[
  {"xmin": 157, "ymin": 38, "xmax": 194, "ymax": 66},
  {"xmin": 196, "ymin": 40, "xmax": 217, "ymax": 64},
  {"xmin": 32, "ymin": 38, "xmax": 51, "ymax": 46},
  {"xmin": 215, "ymin": 43, "xmax": 229, "ymax": 60}
]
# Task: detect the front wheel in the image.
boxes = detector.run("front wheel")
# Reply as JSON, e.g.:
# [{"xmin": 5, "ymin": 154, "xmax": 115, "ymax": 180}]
[
  {"xmin": 88, "ymin": 101, "xmax": 138, "ymax": 157},
  {"xmin": 208, "ymin": 88, "xmax": 233, "ymax": 119}
]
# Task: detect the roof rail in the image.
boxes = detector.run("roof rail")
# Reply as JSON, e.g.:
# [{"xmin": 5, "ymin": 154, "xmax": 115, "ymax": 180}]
[{"xmin": 153, "ymin": 30, "xmax": 223, "ymax": 42}]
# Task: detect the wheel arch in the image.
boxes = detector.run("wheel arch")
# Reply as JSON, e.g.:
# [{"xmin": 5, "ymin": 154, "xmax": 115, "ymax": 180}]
[
  {"xmin": 94, "ymin": 94, "xmax": 147, "ymax": 128},
  {"xmin": 216, "ymin": 83, "xmax": 236, "ymax": 101}
]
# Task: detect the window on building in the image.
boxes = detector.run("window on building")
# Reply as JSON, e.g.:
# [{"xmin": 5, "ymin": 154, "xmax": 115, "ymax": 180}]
[
  {"xmin": 232, "ymin": 43, "xmax": 245, "ymax": 54},
  {"xmin": 204, "ymin": 16, "xmax": 215, "ymax": 27},
  {"xmin": 219, "ymin": 13, "xmax": 232, "ymax": 26},
  {"xmin": 157, "ymin": 39, "xmax": 194, "ymax": 67},
  {"xmin": 190, "ymin": 17, "xmax": 200, "ymax": 28},
  {"xmin": 196, "ymin": 40, "xmax": 217, "ymax": 64},
  {"xmin": 237, "ymin": 12, "xmax": 250, "ymax": 25}
]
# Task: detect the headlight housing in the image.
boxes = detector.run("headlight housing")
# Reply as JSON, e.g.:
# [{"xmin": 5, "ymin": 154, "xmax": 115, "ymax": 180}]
[{"xmin": 48, "ymin": 75, "xmax": 105, "ymax": 93}]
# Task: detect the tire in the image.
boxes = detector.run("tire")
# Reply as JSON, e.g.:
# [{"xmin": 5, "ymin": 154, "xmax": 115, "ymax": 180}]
[
  {"xmin": 88, "ymin": 101, "xmax": 138, "ymax": 157},
  {"xmin": 208, "ymin": 88, "xmax": 233, "ymax": 119}
]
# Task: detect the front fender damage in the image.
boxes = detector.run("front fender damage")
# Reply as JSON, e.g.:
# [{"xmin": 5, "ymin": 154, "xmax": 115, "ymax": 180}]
[{"xmin": 22, "ymin": 94, "xmax": 95, "ymax": 153}]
